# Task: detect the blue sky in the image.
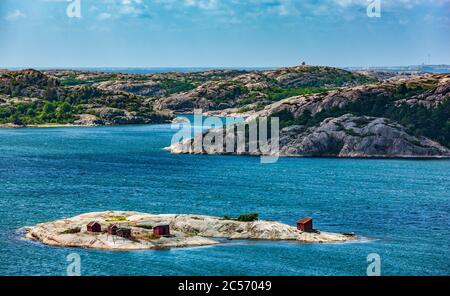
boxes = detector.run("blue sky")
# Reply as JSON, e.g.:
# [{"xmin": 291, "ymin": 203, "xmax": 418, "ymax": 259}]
[{"xmin": 0, "ymin": 0, "xmax": 449, "ymax": 68}]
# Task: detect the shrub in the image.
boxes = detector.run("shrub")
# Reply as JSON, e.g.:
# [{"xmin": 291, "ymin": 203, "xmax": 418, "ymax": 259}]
[
  {"xmin": 236, "ymin": 213, "xmax": 259, "ymax": 222},
  {"xmin": 222, "ymin": 215, "xmax": 232, "ymax": 220},
  {"xmin": 222, "ymin": 213, "xmax": 259, "ymax": 222},
  {"xmin": 136, "ymin": 224, "xmax": 153, "ymax": 230}
]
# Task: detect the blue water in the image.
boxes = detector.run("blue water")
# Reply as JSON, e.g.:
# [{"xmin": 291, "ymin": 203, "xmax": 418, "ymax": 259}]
[{"xmin": 0, "ymin": 122, "xmax": 449, "ymax": 276}]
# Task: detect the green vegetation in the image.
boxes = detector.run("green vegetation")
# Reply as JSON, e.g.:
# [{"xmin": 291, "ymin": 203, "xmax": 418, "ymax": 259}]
[
  {"xmin": 223, "ymin": 213, "xmax": 259, "ymax": 222},
  {"xmin": 237, "ymin": 213, "xmax": 259, "ymax": 222},
  {"xmin": 264, "ymin": 87, "xmax": 328, "ymax": 101},
  {"xmin": 160, "ymin": 79, "xmax": 196, "ymax": 94},
  {"xmin": 0, "ymin": 100, "xmax": 77, "ymax": 125},
  {"xmin": 60, "ymin": 74, "xmax": 116, "ymax": 86},
  {"xmin": 0, "ymin": 81, "xmax": 163, "ymax": 125},
  {"xmin": 59, "ymin": 227, "xmax": 81, "ymax": 234},
  {"xmin": 272, "ymin": 83, "xmax": 450, "ymax": 148},
  {"xmin": 105, "ymin": 216, "xmax": 128, "ymax": 222},
  {"xmin": 136, "ymin": 224, "xmax": 153, "ymax": 230}
]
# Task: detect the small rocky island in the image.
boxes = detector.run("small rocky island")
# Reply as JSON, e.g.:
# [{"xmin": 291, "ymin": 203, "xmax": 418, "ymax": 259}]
[{"xmin": 23, "ymin": 211, "xmax": 356, "ymax": 250}]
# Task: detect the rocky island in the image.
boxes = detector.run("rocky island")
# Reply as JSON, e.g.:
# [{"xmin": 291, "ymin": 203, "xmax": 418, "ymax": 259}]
[{"xmin": 23, "ymin": 211, "xmax": 356, "ymax": 250}]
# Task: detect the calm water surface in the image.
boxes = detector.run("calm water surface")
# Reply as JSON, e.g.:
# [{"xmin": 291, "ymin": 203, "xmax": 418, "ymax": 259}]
[{"xmin": 0, "ymin": 122, "xmax": 449, "ymax": 275}]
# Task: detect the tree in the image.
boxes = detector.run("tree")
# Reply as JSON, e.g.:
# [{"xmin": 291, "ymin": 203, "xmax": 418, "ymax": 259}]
[
  {"xmin": 59, "ymin": 102, "xmax": 72, "ymax": 114},
  {"xmin": 44, "ymin": 87, "xmax": 58, "ymax": 102},
  {"xmin": 57, "ymin": 102, "xmax": 72, "ymax": 119},
  {"xmin": 43, "ymin": 102, "xmax": 56, "ymax": 114}
]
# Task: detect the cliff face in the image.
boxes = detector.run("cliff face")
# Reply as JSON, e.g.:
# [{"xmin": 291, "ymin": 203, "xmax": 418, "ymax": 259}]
[
  {"xmin": 277, "ymin": 114, "xmax": 450, "ymax": 158},
  {"xmin": 166, "ymin": 114, "xmax": 450, "ymax": 158}
]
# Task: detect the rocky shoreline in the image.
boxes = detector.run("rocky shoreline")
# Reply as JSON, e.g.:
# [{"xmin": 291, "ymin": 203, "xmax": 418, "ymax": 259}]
[
  {"xmin": 166, "ymin": 113, "xmax": 450, "ymax": 159},
  {"xmin": 167, "ymin": 74, "xmax": 450, "ymax": 159},
  {"xmin": 23, "ymin": 211, "xmax": 357, "ymax": 250}
]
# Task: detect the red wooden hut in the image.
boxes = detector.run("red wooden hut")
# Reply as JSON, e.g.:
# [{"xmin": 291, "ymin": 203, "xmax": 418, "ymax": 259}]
[
  {"xmin": 297, "ymin": 218, "xmax": 313, "ymax": 232},
  {"xmin": 153, "ymin": 225, "xmax": 170, "ymax": 237},
  {"xmin": 107, "ymin": 224, "xmax": 118, "ymax": 235},
  {"xmin": 87, "ymin": 221, "xmax": 101, "ymax": 233}
]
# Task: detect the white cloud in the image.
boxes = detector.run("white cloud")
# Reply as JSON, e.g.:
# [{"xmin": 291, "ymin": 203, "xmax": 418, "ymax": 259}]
[
  {"xmin": 92, "ymin": 0, "xmax": 449, "ymax": 25},
  {"xmin": 97, "ymin": 0, "xmax": 151, "ymax": 20},
  {"xmin": 184, "ymin": 0, "xmax": 219, "ymax": 10},
  {"xmin": 5, "ymin": 9, "xmax": 26, "ymax": 21},
  {"xmin": 98, "ymin": 12, "xmax": 113, "ymax": 20}
]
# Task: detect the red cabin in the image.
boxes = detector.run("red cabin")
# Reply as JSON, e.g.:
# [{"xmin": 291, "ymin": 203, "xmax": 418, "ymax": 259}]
[
  {"xmin": 153, "ymin": 225, "xmax": 170, "ymax": 237},
  {"xmin": 87, "ymin": 221, "xmax": 101, "ymax": 233},
  {"xmin": 297, "ymin": 218, "xmax": 313, "ymax": 232},
  {"xmin": 107, "ymin": 224, "xmax": 118, "ymax": 235}
]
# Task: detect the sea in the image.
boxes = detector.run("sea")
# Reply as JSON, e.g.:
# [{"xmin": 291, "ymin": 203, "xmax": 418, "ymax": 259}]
[{"xmin": 0, "ymin": 116, "xmax": 449, "ymax": 275}]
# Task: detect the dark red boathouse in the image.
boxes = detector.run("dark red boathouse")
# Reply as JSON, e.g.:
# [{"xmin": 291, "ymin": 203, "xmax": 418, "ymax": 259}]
[
  {"xmin": 153, "ymin": 225, "xmax": 170, "ymax": 236},
  {"xmin": 297, "ymin": 218, "xmax": 313, "ymax": 232},
  {"xmin": 87, "ymin": 221, "xmax": 101, "ymax": 233}
]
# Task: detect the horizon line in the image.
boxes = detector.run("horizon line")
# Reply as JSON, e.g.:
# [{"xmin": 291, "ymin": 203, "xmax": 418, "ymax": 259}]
[{"xmin": 2, "ymin": 64, "xmax": 450, "ymax": 70}]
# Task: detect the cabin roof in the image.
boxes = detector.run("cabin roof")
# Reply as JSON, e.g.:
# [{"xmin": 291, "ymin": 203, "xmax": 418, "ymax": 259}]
[
  {"xmin": 298, "ymin": 217, "xmax": 313, "ymax": 224},
  {"xmin": 87, "ymin": 221, "xmax": 100, "ymax": 227}
]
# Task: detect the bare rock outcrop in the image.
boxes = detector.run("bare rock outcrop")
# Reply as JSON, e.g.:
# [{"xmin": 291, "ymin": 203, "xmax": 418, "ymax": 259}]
[
  {"xmin": 155, "ymin": 81, "xmax": 247, "ymax": 112},
  {"xmin": 167, "ymin": 114, "xmax": 450, "ymax": 158},
  {"xmin": 95, "ymin": 80, "xmax": 167, "ymax": 97},
  {"xmin": 277, "ymin": 114, "xmax": 450, "ymax": 158},
  {"xmin": 396, "ymin": 76, "xmax": 450, "ymax": 108}
]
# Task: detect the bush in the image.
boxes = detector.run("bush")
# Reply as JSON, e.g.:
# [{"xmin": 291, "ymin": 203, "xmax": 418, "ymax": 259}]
[
  {"xmin": 222, "ymin": 215, "xmax": 232, "ymax": 221},
  {"xmin": 236, "ymin": 213, "xmax": 259, "ymax": 222},
  {"xmin": 136, "ymin": 224, "xmax": 153, "ymax": 230}
]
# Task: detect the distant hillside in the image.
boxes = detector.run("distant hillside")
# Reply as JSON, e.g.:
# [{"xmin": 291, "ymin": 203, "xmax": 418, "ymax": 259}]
[
  {"xmin": 167, "ymin": 74, "xmax": 450, "ymax": 158},
  {"xmin": 154, "ymin": 65, "xmax": 376, "ymax": 113},
  {"xmin": 0, "ymin": 69, "xmax": 173, "ymax": 127},
  {"xmin": 0, "ymin": 65, "xmax": 376, "ymax": 127},
  {"xmin": 345, "ymin": 65, "xmax": 450, "ymax": 74}
]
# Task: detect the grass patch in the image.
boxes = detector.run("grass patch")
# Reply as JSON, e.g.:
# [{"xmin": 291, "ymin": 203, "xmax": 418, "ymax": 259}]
[
  {"xmin": 59, "ymin": 227, "xmax": 81, "ymax": 235},
  {"xmin": 147, "ymin": 233, "xmax": 161, "ymax": 240},
  {"xmin": 105, "ymin": 216, "xmax": 128, "ymax": 222}
]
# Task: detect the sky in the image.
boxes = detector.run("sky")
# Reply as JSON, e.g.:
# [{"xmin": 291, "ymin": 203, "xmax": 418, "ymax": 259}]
[{"xmin": 0, "ymin": 0, "xmax": 449, "ymax": 68}]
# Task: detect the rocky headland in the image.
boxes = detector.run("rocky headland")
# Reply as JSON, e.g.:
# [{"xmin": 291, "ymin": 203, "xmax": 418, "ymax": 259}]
[
  {"xmin": 23, "ymin": 211, "xmax": 356, "ymax": 250},
  {"xmin": 167, "ymin": 74, "xmax": 450, "ymax": 158}
]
